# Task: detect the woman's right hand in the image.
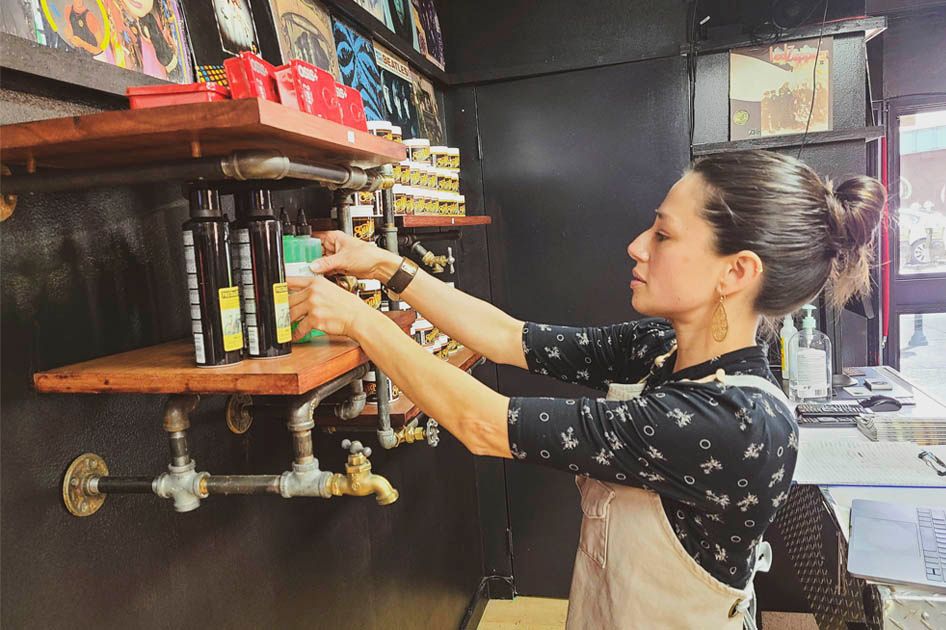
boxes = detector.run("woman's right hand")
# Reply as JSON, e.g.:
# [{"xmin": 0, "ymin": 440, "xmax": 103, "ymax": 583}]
[{"xmin": 309, "ymin": 231, "xmax": 400, "ymax": 282}]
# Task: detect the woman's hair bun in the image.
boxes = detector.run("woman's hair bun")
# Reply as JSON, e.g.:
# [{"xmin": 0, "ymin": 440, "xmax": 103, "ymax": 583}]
[{"xmin": 824, "ymin": 176, "xmax": 886, "ymax": 309}]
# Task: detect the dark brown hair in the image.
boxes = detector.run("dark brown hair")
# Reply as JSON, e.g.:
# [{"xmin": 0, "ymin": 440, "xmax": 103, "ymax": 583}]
[{"xmin": 691, "ymin": 150, "xmax": 886, "ymax": 314}]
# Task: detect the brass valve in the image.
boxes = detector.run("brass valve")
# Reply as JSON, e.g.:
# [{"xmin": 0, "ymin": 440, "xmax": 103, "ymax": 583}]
[
  {"xmin": 421, "ymin": 251, "xmax": 448, "ymax": 274},
  {"xmin": 327, "ymin": 439, "xmax": 399, "ymax": 505},
  {"xmin": 394, "ymin": 419, "xmax": 426, "ymax": 446}
]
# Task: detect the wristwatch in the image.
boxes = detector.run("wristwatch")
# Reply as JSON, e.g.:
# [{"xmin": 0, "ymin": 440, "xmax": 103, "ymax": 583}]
[{"xmin": 384, "ymin": 257, "xmax": 419, "ymax": 300}]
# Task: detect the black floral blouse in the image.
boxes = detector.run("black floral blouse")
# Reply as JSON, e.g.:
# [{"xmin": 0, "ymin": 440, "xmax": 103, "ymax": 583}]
[{"xmin": 507, "ymin": 318, "xmax": 798, "ymax": 589}]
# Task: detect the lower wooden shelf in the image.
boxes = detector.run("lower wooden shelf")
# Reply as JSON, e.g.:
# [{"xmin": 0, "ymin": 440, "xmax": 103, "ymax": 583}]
[
  {"xmin": 315, "ymin": 347, "xmax": 484, "ymax": 427},
  {"xmin": 33, "ymin": 310, "xmax": 415, "ymax": 396}
]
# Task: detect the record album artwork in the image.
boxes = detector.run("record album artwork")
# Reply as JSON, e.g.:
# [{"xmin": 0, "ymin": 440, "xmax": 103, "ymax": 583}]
[
  {"xmin": 332, "ymin": 17, "xmax": 383, "ymax": 121},
  {"xmin": 1, "ymin": 0, "xmax": 45, "ymax": 42},
  {"xmin": 269, "ymin": 0, "xmax": 338, "ymax": 77},
  {"xmin": 411, "ymin": 0, "xmax": 441, "ymax": 68},
  {"xmin": 212, "ymin": 0, "xmax": 258, "ymax": 55},
  {"xmin": 383, "ymin": 0, "xmax": 415, "ymax": 50},
  {"xmin": 412, "ymin": 72, "xmax": 442, "ymax": 144},
  {"xmin": 730, "ymin": 36, "xmax": 833, "ymax": 141},
  {"xmin": 2, "ymin": 0, "xmax": 193, "ymax": 82},
  {"xmin": 352, "ymin": 0, "xmax": 383, "ymax": 23},
  {"xmin": 375, "ymin": 42, "xmax": 417, "ymax": 138}
]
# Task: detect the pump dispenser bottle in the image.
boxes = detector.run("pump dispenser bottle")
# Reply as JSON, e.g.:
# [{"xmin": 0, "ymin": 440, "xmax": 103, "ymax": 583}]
[{"xmin": 788, "ymin": 304, "xmax": 832, "ymax": 402}]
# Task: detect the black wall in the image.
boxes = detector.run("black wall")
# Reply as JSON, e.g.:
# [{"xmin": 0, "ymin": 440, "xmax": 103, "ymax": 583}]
[{"xmin": 0, "ymin": 89, "xmax": 483, "ymax": 629}]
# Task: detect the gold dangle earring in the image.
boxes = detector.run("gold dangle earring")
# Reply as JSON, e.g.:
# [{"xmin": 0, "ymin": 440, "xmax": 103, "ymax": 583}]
[{"xmin": 711, "ymin": 293, "xmax": 729, "ymax": 342}]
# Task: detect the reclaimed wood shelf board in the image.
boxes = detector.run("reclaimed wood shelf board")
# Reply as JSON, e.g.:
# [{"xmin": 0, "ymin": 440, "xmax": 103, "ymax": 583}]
[
  {"xmin": 33, "ymin": 311, "xmax": 415, "ymax": 396},
  {"xmin": 396, "ymin": 215, "xmax": 492, "ymax": 228},
  {"xmin": 0, "ymin": 98, "xmax": 406, "ymax": 171},
  {"xmin": 315, "ymin": 347, "xmax": 483, "ymax": 427}
]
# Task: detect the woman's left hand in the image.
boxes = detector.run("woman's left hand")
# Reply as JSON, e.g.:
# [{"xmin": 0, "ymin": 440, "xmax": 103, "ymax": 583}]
[{"xmin": 287, "ymin": 275, "xmax": 373, "ymax": 340}]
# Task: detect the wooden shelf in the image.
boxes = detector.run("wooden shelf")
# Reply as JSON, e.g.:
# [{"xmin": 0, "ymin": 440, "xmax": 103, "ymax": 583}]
[
  {"xmin": 691, "ymin": 126, "xmax": 886, "ymax": 156},
  {"xmin": 0, "ymin": 98, "xmax": 406, "ymax": 171},
  {"xmin": 33, "ymin": 311, "xmax": 415, "ymax": 396},
  {"xmin": 315, "ymin": 347, "xmax": 484, "ymax": 427},
  {"xmin": 396, "ymin": 215, "xmax": 492, "ymax": 228}
]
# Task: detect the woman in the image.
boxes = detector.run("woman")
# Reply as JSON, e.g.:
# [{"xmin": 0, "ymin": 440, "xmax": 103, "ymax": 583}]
[{"xmin": 287, "ymin": 150, "xmax": 885, "ymax": 628}]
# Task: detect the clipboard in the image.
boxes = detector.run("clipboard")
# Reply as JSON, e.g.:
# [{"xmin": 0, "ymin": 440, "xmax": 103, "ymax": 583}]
[{"xmin": 793, "ymin": 440, "xmax": 946, "ymax": 487}]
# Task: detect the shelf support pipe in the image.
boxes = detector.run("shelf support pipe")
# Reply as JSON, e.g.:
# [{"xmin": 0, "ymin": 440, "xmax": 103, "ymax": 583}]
[
  {"xmin": 375, "ymin": 163, "xmax": 401, "ymax": 449},
  {"xmin": 2, "ymin": 151, "xmax": 391, "ymax": 195}
]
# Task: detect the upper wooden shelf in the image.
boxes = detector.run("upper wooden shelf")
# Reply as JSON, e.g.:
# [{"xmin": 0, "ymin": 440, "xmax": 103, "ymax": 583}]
[
  {"xmin": 315, "ymin": 347, "xmax": 483, "ymax": 427},
  {"xmin": 396, "ymin": 216, "xmax": 492, "ymax": 228},
  {"xmin": 33, "ymin": 310, "xmax": 415, "ymax": 396},
  {"xmin": 0, "ymin": 98, "xmax": 407, "ymax": 171}
]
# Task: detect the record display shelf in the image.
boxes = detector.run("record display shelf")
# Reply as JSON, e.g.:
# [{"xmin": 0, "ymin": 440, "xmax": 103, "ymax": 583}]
[{"xmin": 33, "ymin": 311, "xmax": 416, "ymax": 396}]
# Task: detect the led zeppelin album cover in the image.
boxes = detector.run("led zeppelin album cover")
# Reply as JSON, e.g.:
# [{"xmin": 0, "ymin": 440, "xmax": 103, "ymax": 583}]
[
  {"xmin": 268, "ymin": 0, "xmax": 338, "ymax": 77},
  {"xmin": 413, "ymin": 71, "xmax": 443, "ymax": 144},
  {"xmin": 0, "ymin": 0, "xmax": 194, "ymax": 82},
  {"xmin": 375, "ymin": 41, "xmax": 418, "ymax": 138},
  {"xmin": 332, "ymin": 16, "xmax": 383, "ymax": 121},
  {"xmin": 729, "ymin": 36, "xmax": 833, "ymax": 141}
]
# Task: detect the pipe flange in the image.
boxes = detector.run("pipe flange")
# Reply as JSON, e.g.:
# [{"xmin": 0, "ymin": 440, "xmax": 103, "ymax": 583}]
[
  {"xmin": 1, "ymin": 164, "xmax": 16, "ymax": 222},
  {"xmin": 226, "ymin": 394, "xmax": 254, "ymax": 434},
  {"xmin": 62, "ymin": 453, "xmax": 109, "ymax": 517}
]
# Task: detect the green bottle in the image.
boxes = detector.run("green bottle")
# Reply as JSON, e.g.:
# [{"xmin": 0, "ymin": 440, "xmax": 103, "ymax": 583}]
[{"xmin": 284, "ymin": 236, "xmax": 324, "ymax": 342}]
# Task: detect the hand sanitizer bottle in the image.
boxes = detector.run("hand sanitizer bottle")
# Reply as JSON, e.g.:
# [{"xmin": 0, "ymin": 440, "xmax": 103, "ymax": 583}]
[{"xmin": 788, "ymin": 304, "xmax": 832, "ymax": 402}]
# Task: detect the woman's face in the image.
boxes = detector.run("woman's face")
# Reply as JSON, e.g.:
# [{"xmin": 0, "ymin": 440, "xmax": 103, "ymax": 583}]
[{"xmin": 627, "ymin": 172, "xmax": 725, "ymax": 320}]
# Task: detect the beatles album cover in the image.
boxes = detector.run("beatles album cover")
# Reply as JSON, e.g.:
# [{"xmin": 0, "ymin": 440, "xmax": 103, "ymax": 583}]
[
  {"xmin": 375, "ymin": 42, "xmax": 417, "ymax": 138},
  {"xmin": 411, "ymin": 0, "xmax": 441, "ymax": 68},
  {"xmin": 412, "ymin": 71, "xmax": 442, "ymax": 144},
  {"xmin": 332, "ymin": 16, "xmax": 383, "ymax": 121},
  {"xmin": 730, "ymin": 36, "xmax": 833, "ymax": 141},
  {"xmin": 383, "ymin": 0, "xmax": 415, "ymax": 50},
  {"xmin": 1, "ymin": 0, "xmax": 193, "ymax": 82},
  {"xmin": 268, "ymin": 0, "xmax": 338, "ymax": 77}
]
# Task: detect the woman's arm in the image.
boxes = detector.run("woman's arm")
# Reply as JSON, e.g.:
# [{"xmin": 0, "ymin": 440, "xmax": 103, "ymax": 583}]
[
  {"xmin": 310, "ymin": 231, "xmax": 527, "ymax": 369},
  {"xmin": 352, "ymin": 307, "xmax": 514, "ymax": 458},
  {"xmin": 373, "ymin": 253, "xmax": 528, "ymax": 369},
  {"xmin": 287, "ymin": 274, "xmax": 513, "ymax": 458}
]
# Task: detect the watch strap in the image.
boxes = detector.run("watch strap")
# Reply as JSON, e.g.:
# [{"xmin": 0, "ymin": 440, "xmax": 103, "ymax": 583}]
[{"xmin": 385, "ymin": 257, "xmax": 418, "ymax": 298}]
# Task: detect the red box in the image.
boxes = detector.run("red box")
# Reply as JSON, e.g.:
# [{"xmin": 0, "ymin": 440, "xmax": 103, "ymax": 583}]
[
  {"xmin": 274, "ymin": 60, "xmax": 341, "ymax": 122},
  {"xmin": 126, "ymin": 83, "xmax": 230, "ymax": 109},
  {"xmin": 334, "ymin": 83, "xmax": 368, "ymax": 131},
  {"xmin": 224, "ymin": 52, "xmax": 278, "ymax": 102}
]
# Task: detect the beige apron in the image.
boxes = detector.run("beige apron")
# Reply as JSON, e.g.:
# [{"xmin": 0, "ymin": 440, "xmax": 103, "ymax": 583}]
[{"xmin": 566, "ymin": 368, "xmax": 789, "ymax": 630}]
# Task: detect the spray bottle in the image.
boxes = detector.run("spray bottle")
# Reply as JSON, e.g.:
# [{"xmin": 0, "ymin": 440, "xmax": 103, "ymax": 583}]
[{"xmin": 788, "ymin": 304, "xmax": 832, "ymax": 402}]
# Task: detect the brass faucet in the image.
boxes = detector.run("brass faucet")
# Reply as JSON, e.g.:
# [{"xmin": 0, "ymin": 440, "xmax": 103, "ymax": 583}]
[
  {"xmin": 393, "ymin": 418, "xmax": 427, "ymax": 447},
  {"xmin": 327, "ymin": 440, "xmax": 399, "ymax": 505}
]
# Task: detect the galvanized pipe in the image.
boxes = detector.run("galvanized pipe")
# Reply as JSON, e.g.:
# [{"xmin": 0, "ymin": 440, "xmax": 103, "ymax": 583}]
[
  {"xmin": 168, "ymin": 431, "xmax": 190, "ymax": 468},
  {"xmin": 94, "ymin": 477, "xmax": 155, "ymax": 494},
  {"xmin": 204, "ymin": 476, "xmax": 281, "ymax": 495},
  {"xmin": 2, "ymin": 151, "xmax": 386, "ymax": 194}
]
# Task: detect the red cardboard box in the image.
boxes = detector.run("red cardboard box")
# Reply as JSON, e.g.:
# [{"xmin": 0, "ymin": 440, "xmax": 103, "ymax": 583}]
[
  {"xmin": 334, "ymin": 83, "xmax": 368, "ymax": 131},
  {"xmin": 127, "ymin": 83, "xmax": 230, "ymax": 109},
  {"xmin": 224, "ymin": 52, "xmax": 278, "ymax": 102},
  {"xmin": 274, "ymin": 60, "xmax": 340, "ymax": 122}
]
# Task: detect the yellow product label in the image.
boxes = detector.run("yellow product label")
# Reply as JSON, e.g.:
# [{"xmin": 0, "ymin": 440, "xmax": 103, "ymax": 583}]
[
  {"xmin": 218, "ymin": 286, "xmax": 244, "ymax": 352},
  {"xmin": 273, "ymin": 283, "xmax": 292, "ymax": 343},
  {"xmin": 410, "ymin": 170, "xmax": 422, "ymax": 186},
  {"xmin": 780, "ymin": 338, "xmax": 787, "ymax": 372},
  {"xmin": 358, "ymin": 191, "xmax": 375, "ymax": 204},
  {"xmin": 437, "ymin": 156, "xmax": 451, "ymax": 169},
  {"xmin": 459, "ymin": 201, "xmax": 466, "ymax": 215},
  {"xmin": 428, "ymin": 173, "xmax": 439, "ymax": 190},
  {"xmin": 395, "ymin": 194, "xmax": 407, "ymax": 214},
  {"xmin": 354, "ymin": 219, "xmax": 374, "ymax": 240},
  {"xmin": 361, "ymin": 290, "xmax": 382, "ymax": 309},
  {"xmin": 414, "ymin": 148, "xmax": 430, "ymax": 162}
]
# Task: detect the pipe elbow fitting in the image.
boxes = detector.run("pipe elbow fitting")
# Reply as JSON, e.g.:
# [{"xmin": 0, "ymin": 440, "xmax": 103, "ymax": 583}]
[{"xmin": 154, "ymin": 462, "xmax": 209, "ymax": 512}]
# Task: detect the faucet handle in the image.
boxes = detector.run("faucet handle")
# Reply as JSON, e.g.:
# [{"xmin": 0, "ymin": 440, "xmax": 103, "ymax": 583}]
[
  {"xmin": 446, "ymin": 247, "xmax": 455, "ymax": 275},
  {"xmin": 341, "ymin": 439, "xmax": 371, "ymax": 458}
]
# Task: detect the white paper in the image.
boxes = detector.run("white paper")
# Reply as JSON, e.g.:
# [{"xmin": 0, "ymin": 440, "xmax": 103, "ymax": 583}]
[{"xmin": 794, "ymin": 440, "xmax": 946, "ymax": 487}]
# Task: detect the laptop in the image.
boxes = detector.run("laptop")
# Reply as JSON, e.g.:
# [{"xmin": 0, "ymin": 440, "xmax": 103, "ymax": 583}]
[{"xmin": 848, "ymin": 499, "xmax": 946, "ymax": 593}]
